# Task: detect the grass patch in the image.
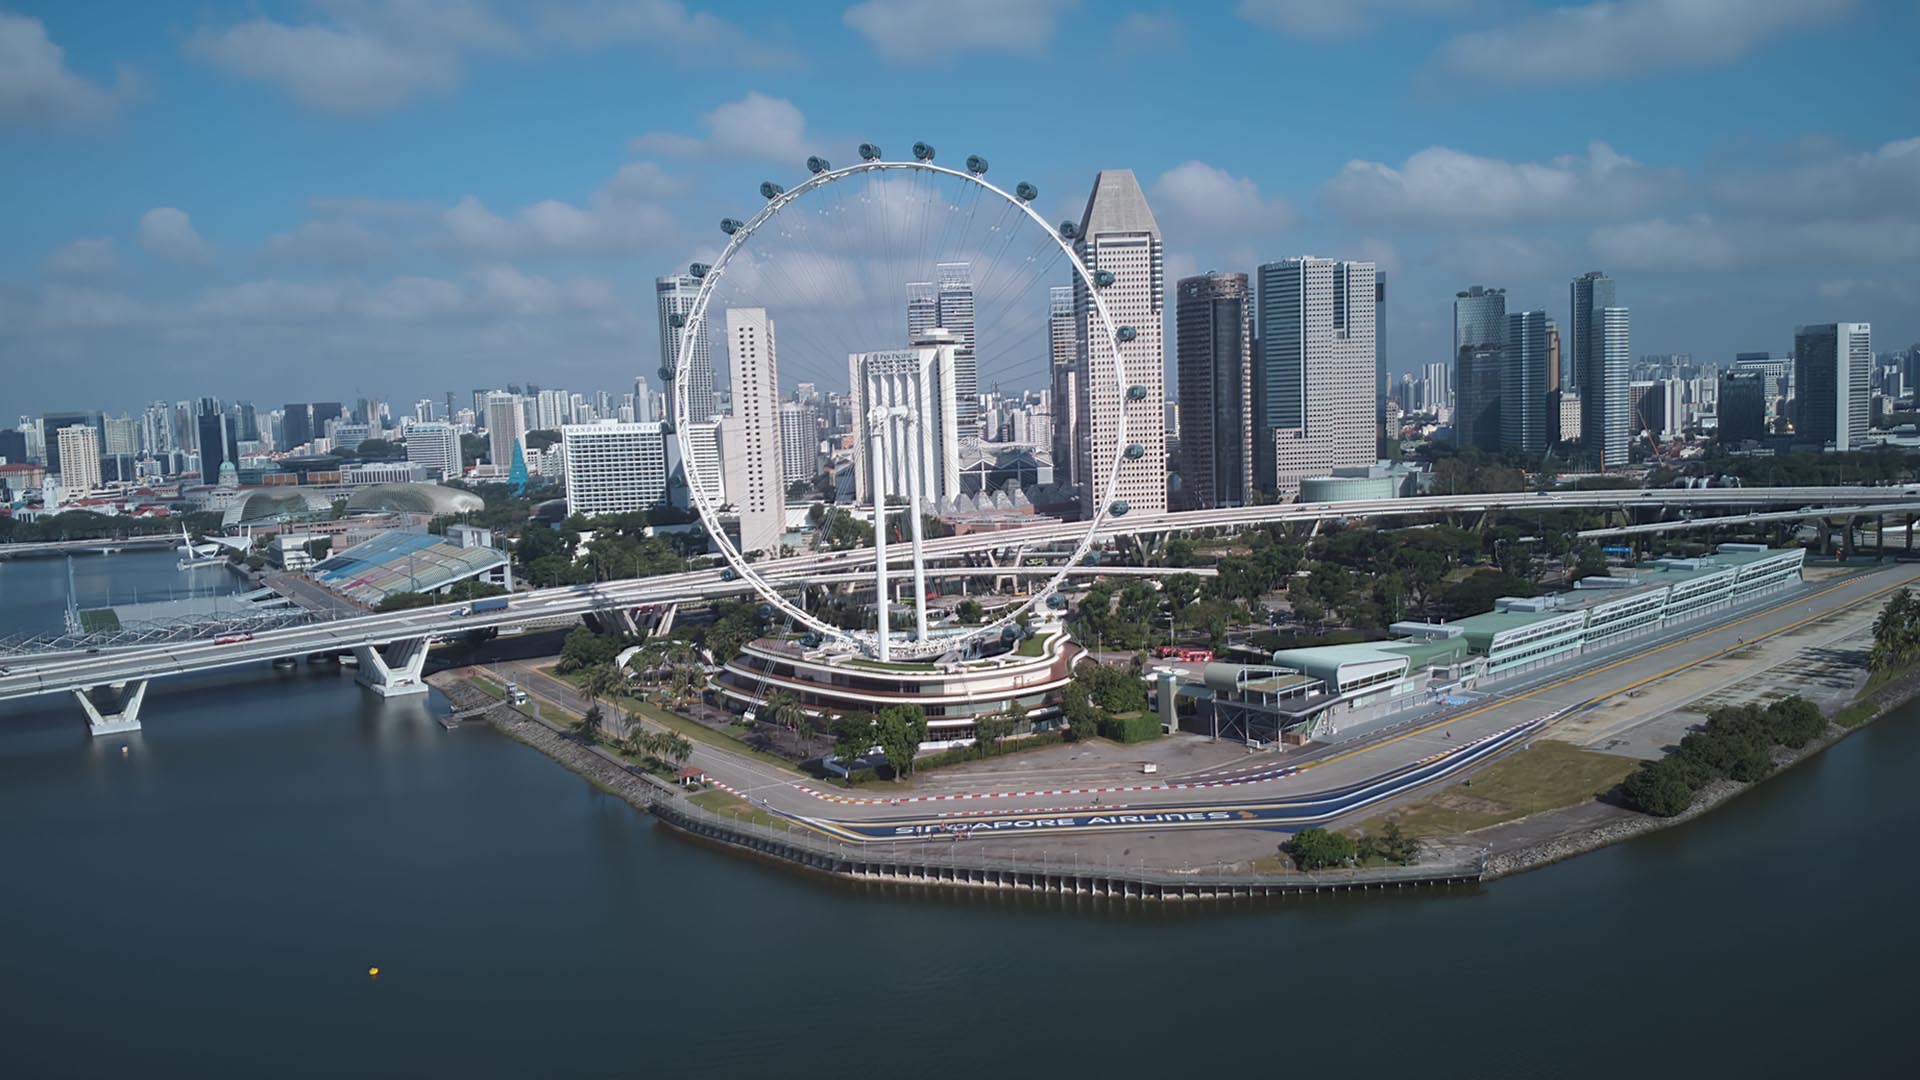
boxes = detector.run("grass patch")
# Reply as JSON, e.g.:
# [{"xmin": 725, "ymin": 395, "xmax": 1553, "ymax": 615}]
[
  {"xmin": 1834, "ymin": 702, "xmax": 1879, "ymax": 729},
  {"xmin": 1016, "ymin": 631, "xmax": 1053, "ymax": 657},
  {"xmin": 687, "ymin": 787, "xmax": 787, "ymax": 829},
  {"xmin": 542, "ymin": 667, "xmax": 806, "ymax": 776},
  {"xmin": 78, "ymin": 608, "xmax": 121, "ymax": 633},
  {"xmin": 1355, "ymin": 740, "xmax": 1640, "ymax": 840}
]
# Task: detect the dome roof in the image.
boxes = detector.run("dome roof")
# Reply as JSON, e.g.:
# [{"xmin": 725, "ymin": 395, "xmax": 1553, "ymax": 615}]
[
  {"xmin": 221, "ymin": 489, "xmax": 333, "ymax": 527},
  {"xmin": 343, "ymin": 483, "xmax": 485, "ymax": 515}
]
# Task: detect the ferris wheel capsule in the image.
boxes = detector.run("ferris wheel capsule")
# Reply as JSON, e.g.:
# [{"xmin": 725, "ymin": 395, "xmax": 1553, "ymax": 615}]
[
  {"xmin": 759, "ymin": 181, "xmax": 784, "ymax": 200},
  {"xmin": 1015, "ymin": 181, "xmax": 1038, "ymax": 202},
  {"xmin": 658, "ymin": 421, "xmax": 676, "ymax": 436},
  {"xmin": 965, "ymin": 155, "xmax": 988, "ymax": 175},
  {"xmin": 912, "ymin": 142, "xmax": 935, "ymax": 161},
  {"xmin": 688, "ymin": 262, "xmax": 709, "ymax": 278},
  {"xmin": 720, "ymin": 218, "xmax": 743, "ymax": 235},
  {"xmin": 858, "ymin": 142, "xmax": 882, "ymax": 161},
  {"xmin": 1124, "ymin": 443, "xmax": 1145, "ymax": 460},
  {"xmin": 1116, "ymin": 326, "xmax": 1138, "ymax": 343},
  {"xmin": 806, "ymin": 156, "xmax": 831, "ymax": 174},
  {"xmin": 1058, "ymin": 221, "xmax": 1079, "ymax": 240},
  {"xmin": 657, "ymin": 366, "xmax": 674, "ymax": 383},
  {"xmin": 1110, "ymin": 501, "xmax": 1131, "ymax": 517},
  {"xmin": 1093, "ymin": 269, "xmax": 1115, "ymax": 287},
  {"xmin": 1126, "ymin": 384, "xmax": 1149, "ymax": 401}
]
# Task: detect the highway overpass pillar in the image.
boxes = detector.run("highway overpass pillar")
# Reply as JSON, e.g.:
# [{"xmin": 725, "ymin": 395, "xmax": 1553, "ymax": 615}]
[
  {"xmin": 353, "ymin": 638, "xmax": 430, "ymax": 697},
  {"xmin": 74, "ymin": 681, "xmax": 147, "ymax": 737}
]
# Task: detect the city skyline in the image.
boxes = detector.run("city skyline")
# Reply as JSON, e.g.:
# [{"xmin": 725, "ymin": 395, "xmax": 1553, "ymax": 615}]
[{"xmin": 4, "ymin": 1, "xmax": 1917, "ymax": 415}]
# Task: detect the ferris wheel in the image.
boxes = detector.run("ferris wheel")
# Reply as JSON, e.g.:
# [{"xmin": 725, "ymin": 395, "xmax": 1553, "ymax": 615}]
[{"xmin": 666, "ymin": 143, "xmax": 1146, "ymax": 660}]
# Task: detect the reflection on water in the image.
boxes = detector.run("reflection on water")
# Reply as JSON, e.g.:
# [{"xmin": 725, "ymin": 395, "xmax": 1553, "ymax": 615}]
[{"xmin": 1, "ymin": 552, "xmax": 1917, "ymax": 1077}]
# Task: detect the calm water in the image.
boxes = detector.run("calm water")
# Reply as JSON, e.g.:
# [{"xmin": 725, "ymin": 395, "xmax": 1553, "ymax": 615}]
[{"xmin": 2, "ymin": 553, "xmax": 1916, "ymax": 1077}]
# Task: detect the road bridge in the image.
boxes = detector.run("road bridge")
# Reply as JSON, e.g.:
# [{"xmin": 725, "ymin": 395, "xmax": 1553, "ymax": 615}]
[
  {"xmin": 4, "ymin": 486, "xmax": 1913, "ymax": 734},
  {"xmin": 0, "ymin": 535, "xmax": 179, "ymax": 559}
]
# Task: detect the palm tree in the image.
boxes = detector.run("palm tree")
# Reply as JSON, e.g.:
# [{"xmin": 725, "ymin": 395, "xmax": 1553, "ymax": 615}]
[
  {"xmin": 580, "ymin": 663, "xmax": 620, "ymax": 708},
  {"xmin": 764, "ymin": 689, "xmax": 803, "ymax": 733}
]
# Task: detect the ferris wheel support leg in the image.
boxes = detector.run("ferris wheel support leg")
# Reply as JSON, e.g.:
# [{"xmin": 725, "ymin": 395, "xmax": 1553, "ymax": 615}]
[
  {"xmin": 904, "ymin": 377, "xmax": 930, "ymax": 644},
  {"xmin": 869, "ymin": 395, "xmax": 892, "ymax": 664}
]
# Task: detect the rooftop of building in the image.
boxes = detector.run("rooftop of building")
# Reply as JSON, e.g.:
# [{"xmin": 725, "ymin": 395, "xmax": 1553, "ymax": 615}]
[{"xmin": 309, "ymin": 530, "xmax": 506, "ymax": 606}]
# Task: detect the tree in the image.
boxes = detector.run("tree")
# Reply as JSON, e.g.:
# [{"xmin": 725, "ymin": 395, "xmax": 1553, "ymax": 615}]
[
  {"xmin": 579, "ymin": 703, "xmax": 605, "ymax": 742},
  {"xmin": 1007, "ymin": 699, "xmax": 1031, "ymax": 735},
  {"xmin": 955, "ymin": 599, "xmax": 985, "ymax": 624},
  {"xmin": 975, "ymin": 710, "xmax": 1014, "ymax": 747},
  {"xmin": 1359, "ymin": 820, "xmax": 1420, "ymax": 865},
  {"xmin": 874, "ymin": 704, "xmax": 927, "ymax": 779},
  {"xmin": 831, "ymin": 712, "xmax": 877, "ymax": 765},
  {"xmin": 1622, "ymin": 759, "xmax": 1695, "ymax": 817},
  {"xmin": 579, "ymin": 663, "xmax": 621, "ymax": 707},
  {"xmin": 1575, "ymin": 544, "xmax": 1610, "ymax": 580},
  {"xmin": 1287, "ymin": 827, "xmax": 1357, "ymax": 870},
  {"xmin": 703, "ymin": 601, "xmax": 762, "ymax": 665},
  {"xmin": 764, "ymin": 689, "xmax": 804, "ymax": 734},
  {"xmin": 558, "ymin": 626, "xmax": 618, "ymax": 673}
]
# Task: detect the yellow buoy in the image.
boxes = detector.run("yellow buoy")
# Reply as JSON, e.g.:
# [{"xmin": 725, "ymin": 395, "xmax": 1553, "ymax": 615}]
[{"xmin": 368, "ymin": 966, "xmax": 380, "ymax": 977}]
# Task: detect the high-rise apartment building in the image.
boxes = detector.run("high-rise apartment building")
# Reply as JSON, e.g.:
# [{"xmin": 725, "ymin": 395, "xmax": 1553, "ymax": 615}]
[
  {"xmin": 671, "ymin": 420, "xmax": 724, "ymax": 508},
  {"xmin": 1453, "ymin": 285, "xmax": 1505, "ymax": 453},
  {"xmin": 534, "ymin": 389, "xmax": 570, "ymax": 432},
  {"xmin": 41, "ymin": 411, "xmax": 100, "ymax": 476},
  {"xmin": 1719, "ymin": 370, "xmax": 1768, "ymax": 442},
  {"xmin": 485, "ymin": 393, "xmax": 527, "ymax": 471},
  {"xmin": 1072, "ymin": 170, "xmax": 1166, "ymax": 519},
  {"xmin": 406, "ymin": 422, "xmax": 462, "ymax": 480},
  {"xmin": 1422, "ymin": 361, "xmax": 1452, "ymax": 414},
  {"xmin": 1593, "ymin": 306, "xmax": 1632, "ymax": 466},
  {"xmin": 659, "ymin": 275, "xmax": 719, "ymax": 423},
  {"xmin": 56, "ymin": 425, "xmax": 101, "ymax": 498},
  {"xmin": 779, "ymin": 401, "xmax": 817, "ymax": 490},
  {"xmin": 724, "ymin": 307, "xmax": 784, "ymax": 554},
  {"xmin": 1256, "ymin": 257, "xmax": 1378, "ymax": 500},
  {"xmin": 1174, "ymin": 271, "xmax": 1252, "ymax": 509},
  {"xmin": 1794, "ymin": 323, "xmax": 1872, "ymax": 449},
  {"xmin": 1502, "ymin": 310, "xmax": 1550, "ymax": 456},
  {"xmin": 561, "ymin": 422, "xmax": 668, "ymax": 517},
  {"xmin": 1047, "ymin": 286, "xmax": 1078, "ymax": 485}
]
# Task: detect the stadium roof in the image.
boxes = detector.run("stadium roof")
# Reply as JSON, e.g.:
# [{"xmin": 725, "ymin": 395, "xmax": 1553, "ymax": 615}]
[{"xmin": 309, "ymin": 530, "xmax": 505, "ymax": 606}]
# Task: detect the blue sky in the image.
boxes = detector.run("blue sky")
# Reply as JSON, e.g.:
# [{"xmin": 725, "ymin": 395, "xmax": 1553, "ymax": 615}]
[{"xmin": 3, "ymin": 0, "xmax": 1917, "ymax": 416}]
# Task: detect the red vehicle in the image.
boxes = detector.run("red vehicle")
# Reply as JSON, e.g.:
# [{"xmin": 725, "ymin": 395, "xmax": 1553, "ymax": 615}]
[
  {"xmin": 213, "ymin": 633, "xmax": 254, "ymax": 646},
  {"xmin": 1153, "ymin": 645, "xmax": 1213, "ymax": 662}
]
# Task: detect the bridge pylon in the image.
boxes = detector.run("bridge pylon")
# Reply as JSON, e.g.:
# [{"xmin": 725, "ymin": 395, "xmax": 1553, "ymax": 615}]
[
  {"xmin": 353, "ymin": 638, "xmax": 430, "ymax": 697},
  {"xmin": 74, "ymin": 681, "xmax": 147, "ymax": 737}
]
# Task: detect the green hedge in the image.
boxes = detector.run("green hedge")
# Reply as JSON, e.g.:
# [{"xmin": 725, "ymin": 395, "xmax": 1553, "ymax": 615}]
[
  {"xmin": 1620, "ymin": 696, "xmax": 1826, "ymax": 817},
  {"xmin": 1100, "ymin": 711, "xmax": 1163, "ymax": 744}
]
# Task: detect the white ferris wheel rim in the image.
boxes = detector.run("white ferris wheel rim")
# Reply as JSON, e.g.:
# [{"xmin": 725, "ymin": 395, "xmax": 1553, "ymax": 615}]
[{"xmin": 671, "ymin": 155, "xmax": 1134, "ymax": 659}]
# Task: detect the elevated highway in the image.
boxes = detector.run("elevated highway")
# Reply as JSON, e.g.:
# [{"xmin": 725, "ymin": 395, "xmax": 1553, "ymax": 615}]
[{"xmin": 5, "ymin": 485, "xmax": 1914, "ymax": 733}]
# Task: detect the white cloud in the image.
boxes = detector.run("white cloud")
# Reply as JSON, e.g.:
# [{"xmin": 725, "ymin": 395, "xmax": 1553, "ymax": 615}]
[
  {"xmin": 1111, "ymin": 12, "xmax": 1181, "ymax": 53},
  {"xmin": 603, "ymin": 160, "xmax": 690, "ymax": 199},
  {"xmin": 1435, "ymin": 0, "xmax": 1854, "ymax": 85},
  {"xmin": 1153, "ymin": 161, "xmax": 1296, "ymax": 237},
  {"xmin": 630, "ymin": 91, "xmax": 812, "ymax": 162},
  {"xmin": 1236, "ymin": 0, "xmax": 1466, "ymax": 39},
  {"xmin": 1714, "ymin": 136, "xmax": 1920, "ymax": 220},
  {"xmin": 138, "ymin": 208, "xmax": 212, "ymax": 264},
  {"xmin": 263, "ymin": 219, "xmax": 388, "ymax": 265},
  {"xmin": 183, "ymin": 9, "xmax": 497, "ymax": 116},
  {"xmin": 1589, "ymin": 215, "xmax": 1920, "ymax": 270},
  {"xmin": 471, "ymin": 265, "xmax": 618, "ymax": 316},
  {"xmin": 538, "ymin": 0, "xmax": 798, "ymax": 66},
  {"xmin": 42, "ymin": 237, "xmax": 121, "ymax": 278},
  {"xmin": 0, "ymin": 13, "xmax": 136, "ymax": 127},
  {"xmin": 844, "ymin": 0, "xmax": 1075, "ymax": 61},
  {"xmin": 38, "ymin": 285, "xmax": 151, "ymax": 329},
  {"xmin": 442, "ymin": 191, "xmax": 674, "ymax": 256},
  {"xmin": 361, "ymin": 276, "xmax": 467, "ymax": 320},
  {"xmin": 1321, "ymin": 142, "xmax": 1669, "ymax": 226},
  {"xmin": 192, "ymin": 279, "xmax": 346, "ymax": 322}
]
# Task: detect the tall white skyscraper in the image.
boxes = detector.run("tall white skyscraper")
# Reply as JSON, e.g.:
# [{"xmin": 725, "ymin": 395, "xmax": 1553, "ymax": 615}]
[
  {"xmin": 937, "ymin": 263, "xmax": 977, "ymax": 453},
  {"xmin": 849, "ymin": 330, "xmax": 963, "ymax": 506},
  {"xmin": 534, "ymin": 389, "xmax": 570, "ymax": 432},
  {"xmin": 1072, "ymin": 169, "xmax": 1166, "ymax": 519},
  {"xmin": 1047, "ymin": 285, "xmax": 1078, "ymax": 485},
  {"xmin": 1794, "ymin": 322, "xmax": 1873, "ymax": 449},
  {"xmin": 659, "ymin": 274, "xmax": 719, "ymax": 422},
  {"xmin": 562, "ymin": 422, "xmax": 668, "ymax": 517},
  {"xmin": 1256, "ymin": 257, "xmax": 1378, "ymax": 500},
  {"xmin": 485, "ymin": 392, "xmax": 527, "ymax": 473},
  {"xmin": 406, "ymin": 422, "xmax": 462, "ymax": 480},
  {"xmin": 779, "ymin": 401, "xmax": 817, "ymax": 490},
  {"xmin": 724, "ymin": 307, "xmax": 783, "ymax": 554},
  {"xmin": 56, "ymin": 425, "xmax": 100, "ymax": 497},
  {"xmin": 1597, "ymin": 306, "xmax": 1631, "ymax": 467}
]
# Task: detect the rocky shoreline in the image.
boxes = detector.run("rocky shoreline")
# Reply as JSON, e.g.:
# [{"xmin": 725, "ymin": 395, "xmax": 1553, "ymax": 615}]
[{"xmin": 1482, "ymin": 670, "xmax": 1920, "ymax": 881}]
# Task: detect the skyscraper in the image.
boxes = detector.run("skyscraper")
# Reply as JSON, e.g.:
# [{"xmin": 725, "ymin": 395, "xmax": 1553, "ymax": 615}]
[
  {"xmin": 849, "ymin": 330, "xmax": 962, "ymax": 506},
  {"xmin": 1595, "ymin": 306, "xmax": 1632, "ymax": 466},
  {"xmin": 1256, "ymin": 257, "xmax": 1378, "ymax": 499},
  {"xmin": 561, "ymin": 422, "xmax": 668, "ymax": 517},
  {"xmin": 1719, "ymin": 370, "xmax": 1768, "ymax": 442},
  {"xmin": 1569, "ymin": 270, "xmax": 1615, "ymax": 397},
  {"xmin": 1453, "ymin": 285, "xmax": 1505, "ymax": 453},
  {"xmin": 194, "ymin": 398, "xmax": 232, "ymax": 480},
  {"xmin": 41, "ymin": 411, "xmax": 100, "ymax": 477},
  {"xmin": 1174, "ymin": 271, "xmax": 1252, "ymax": 509},
  {"xmin": 724, "ymin": 307, "xmax": 783, "ymax": 554},
  {"xmin": 282, "ymin": 403, "xmax": 313, "ymax": 451},
  {"xmin": 1072, "ymin": 169, "xmax": 1166, "ymax": 519},
  {"xmin": 1502, "ymin": 310, "xmax": 1550, "ymax": 456},
  {"xmin": 658, "ymin": 275, "xmax": 719, "ymax": 423},
  {"xmin": 485, "ymin": 393, "xmax": 527, "ymax": 471},
  {"xmin": 1047, "ymin": 286, "xmax": 1078, "ymax": 485},
  {"xmin": 778, "ymin": 401, "xmax": 816, "ymax": 490},
  {"xmin": 937, "ymin": 262, "xmax": 977, "ymax": 453},
  {"xmin": 56, "ymin": 426, "xmax": 100, "ymax": 497},
  {"xmin": 1794, "ymin": 323, "xmax": 1872, "ymax": 449},
  {"xmin": 406, "ymin": 422, "xmax": 462, "ymax": 480}
]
